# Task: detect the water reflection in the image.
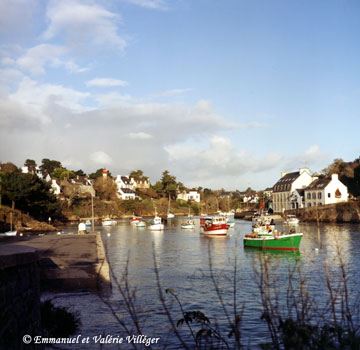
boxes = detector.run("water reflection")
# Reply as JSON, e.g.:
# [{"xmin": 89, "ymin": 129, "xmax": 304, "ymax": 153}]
[{"xmin": 48, "ymin": 218, "xmax": 360, "ymax": 349}]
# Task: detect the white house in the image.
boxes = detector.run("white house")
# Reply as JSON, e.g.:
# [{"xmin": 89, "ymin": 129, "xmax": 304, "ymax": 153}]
[
  {"xmin": 115, "ymin": 175, "xmax": 133, "ymax": 189},
  {"xmin": 117, "ymin": 188, "xmax": 136, "ymax": 200},
  {"xmin": 272, "ymin": 168, "xmax": 316, "ymax": 213},
  {"xmin": 304, "ymin": 173, "xmax": 348, "ymax": 207},
  {"xmin": 177, "ymin": 190, "xmax": 201, "ymax": 203},
  {"xmin": 50, "ymin": 179, "xmax": 61, "ymax": 195}
]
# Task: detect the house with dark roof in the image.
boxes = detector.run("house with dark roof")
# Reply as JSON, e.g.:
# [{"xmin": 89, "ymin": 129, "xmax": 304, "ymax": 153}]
[
  {"xmin": 304, "ymin": 173, "xmax": 348, "ymax": 207},
  {"xmin": 272, "ymin": 168, "xmax": 315, "ymax": 212},
  {"xmin": 118, "ymin": 188, "xmax": 136, "ymax": 200}
]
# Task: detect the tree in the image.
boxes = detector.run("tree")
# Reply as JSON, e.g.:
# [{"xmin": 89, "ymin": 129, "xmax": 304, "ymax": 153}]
[
  {"xmin": 0, "ymin": 172, "xmax": 58, "ymax": 220},
  {"xmin": 24, "ymin": 159, "xmax": 37, "ymax": 167},
  {"xmin": 40, "ymin": 158, "xmax": 62, "ymax": 175},
  {"xmin": 0, "ymin": 162, "xmax": 18, "ymax": 173},
  {"xmin": 161, "ymin": 170, "xmax": 178, "ymax": 199},
  {"xmin": 52, "ymin": 167, "xmax": 76, "ymax": 180},
  {"xmin": 93, "ymin": 177, "xmax": 117, "ymax": 200},
  {"xmin": 129, "ymin": 170, "xmax": 148, "ymax": 181},
  {"xmin": 74, "ymin": 169, "xmax": 86, "ymax": 177}
]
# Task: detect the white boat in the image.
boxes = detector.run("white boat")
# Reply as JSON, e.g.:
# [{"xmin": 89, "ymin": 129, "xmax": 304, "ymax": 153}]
[
  {"xmin": 102, "ymin": 218, "xmax": 117, "ymax": 226},
  {"xmin": 284, "ymin": 215, "xmax": 300, "ymax": 225},
  {"xmin": 149, "ymin": 216, "xmax": 164, "ymax": 231},
  {"xmin": 0, "ymin": 230, "xmax": 17, "ymax": 237},
  {"xmin": 181, "ymin": 219, "xmax": 195, "ymax": 229},
  {"xmin": 200, "ymin": 216, "xmax": 229, "ymax": 236},
  {"xmin": 135, "ymin": 220, "xmax": 146, "ymax": 227}
]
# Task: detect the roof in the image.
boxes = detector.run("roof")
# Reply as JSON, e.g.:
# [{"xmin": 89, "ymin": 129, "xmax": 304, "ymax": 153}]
[
  {"xmin": 273, "ymin": 172, "xmax": 300, "ymax": 192},
  {"xmin": 121, "ymin": 176, "xmax": 131, "ymax": 184},
  {"xmin": 264, "ymin": 187, "xmax": 273, "ymax": 192},
  {"xmin": 304, "ymin": 178, "xmax": 331, "ymax": 191},
  {"xmin": 120, "ymin": 188, "xmax": 135, "ymax": 194}
]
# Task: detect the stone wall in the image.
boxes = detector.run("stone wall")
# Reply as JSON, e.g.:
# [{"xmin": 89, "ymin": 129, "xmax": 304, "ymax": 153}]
[
  {"xmin": 285, "ymin": 201, "xmax": 360, "ymax": 223},
  {"xmin": 0, "ymin": 245, "xmax": 43, "ymax": 350}
]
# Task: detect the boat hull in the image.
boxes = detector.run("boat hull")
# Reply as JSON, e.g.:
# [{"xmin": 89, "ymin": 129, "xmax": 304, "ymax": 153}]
[
  {"xmin": 243, "ymin": 233, "xmax": 303, "ymax": 250},
  {"xmin": 149, "ymin": 223, "xmax": 164, "ymax": 231},
  {"xmin": 201, "ymin": 224, "xmax": 228, "ymax": 236}
]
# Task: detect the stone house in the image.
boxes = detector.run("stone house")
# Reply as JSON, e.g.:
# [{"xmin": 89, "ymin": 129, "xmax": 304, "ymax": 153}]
[
  {"xmin": 304, "ymin": 173, "xmax": 348, "ymax": 207},
  {"xmin": 272, "ymin": 168, "xmax": 316, "ymax": 213}
]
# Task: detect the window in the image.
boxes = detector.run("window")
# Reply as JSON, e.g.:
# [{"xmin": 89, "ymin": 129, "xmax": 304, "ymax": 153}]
[
  {"xmin": 318, "ymin": 192, "xmax": 322, "ymax": 199},
  {"xmin": 307, "ymin": 193, "xmax": 311, "ymax": 199},
  {"xmin": 312, "ymin": 192, "xmax": 316, "ymax": 199},
  {"xmin": 328, "ymin": 193, "xmax": 331, "ymax": 198},
  {"xmin": 308, "ymin": 203, "xmax": 311, "ymax": 207},
  {"xmin": 319, "ymin": 202, "xmax": 322, "ymax": 206}
]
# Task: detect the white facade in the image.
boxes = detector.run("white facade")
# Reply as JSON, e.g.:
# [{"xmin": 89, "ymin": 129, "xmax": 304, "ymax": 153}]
[
  {"xmin": 115, "ymin": 175, "xmax": 133, "ymax": 189},
  {"xmin": 177, "ymin": 191, "xmax": 201, "ymax": 203},
  {"xmin": 272, "ymin": 168, "xmax": 315, "ymax": 213},
  {"xmin": 50, "ymin": 179, "xmax": 61, "ymax": 195},
  {"xmin": 117, "ymin": 188, "xmax": 136, "ymax": 200},
  {"xmin": 304, "ymin": 174, "xmax": 348, "ymax": 207}
]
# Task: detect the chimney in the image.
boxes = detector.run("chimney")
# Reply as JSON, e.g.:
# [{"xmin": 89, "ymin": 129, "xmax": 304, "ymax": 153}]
[{"xmin": 331, "ymin": 173, "xmax": 339, "ymax": 181}]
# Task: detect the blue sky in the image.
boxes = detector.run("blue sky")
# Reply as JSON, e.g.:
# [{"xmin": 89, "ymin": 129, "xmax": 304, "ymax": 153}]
[{"xmin": 1, "ymin": 0, "xmax": 359, "ymax": 190}]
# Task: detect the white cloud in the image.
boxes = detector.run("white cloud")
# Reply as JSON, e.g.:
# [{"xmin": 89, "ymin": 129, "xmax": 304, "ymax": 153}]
[
  {"xmin": 286, "ymin": 145, "xmax": 329, "ymax": 170},
  {"xmin": 86, "ymin": 78, "xmax": 128, "ymax": 87},
  {"xmin": 15, "ymin": 44, "xmax": 87, "ymax": 75},
  {"xmin": 150, "ymin": 88, "xmax": 192, "ymax": 99},
  {"xmin": 128, "ymin": 132, "xmax": 153, "ymax": 139},
  {"xmin": 124, "ymin": 0, "xmax": 168, "ymax": 10},
  {"xmin": 43, "ymin": 0, "xmax": 127, "ymax": 50},
  {"xmin": 165, "ymin": 136, "xmax": 283, "ymax": 187},
  {"xmin": 90, "ymin": 151, "xmax": 113, "ymax": 166}
]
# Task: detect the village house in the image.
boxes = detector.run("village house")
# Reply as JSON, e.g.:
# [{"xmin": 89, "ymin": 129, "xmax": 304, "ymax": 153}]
[
  {"xmin": 177, "ymin": 190, "xmax": 201, "ymax": 203},
  {"xmin": 130, "ymin": 177, "xmax": 150, "ymax": 189},
  {"xmin": 272, "ymin": 168, "xmax": 316, "ymax": 213},
  {"xmin": 49, "ymin": 179, "xmax": 61, "ymax": 195},
  {"xmin": 304, "ymin": 173, "xmax": 348, "ymax": 207},
  {"xmin": 117, "ymin": 188, "xmax": 136, "ymax": 200},
  {"xmin": 114, "ymin": 175, "xmax": 136, "ymax": 200}
]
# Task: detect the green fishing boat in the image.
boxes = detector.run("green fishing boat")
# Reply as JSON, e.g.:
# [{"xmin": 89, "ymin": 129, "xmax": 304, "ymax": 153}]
[{"xmin": 243, "ymin": 233, "xmax": 303, "ymax": 251}]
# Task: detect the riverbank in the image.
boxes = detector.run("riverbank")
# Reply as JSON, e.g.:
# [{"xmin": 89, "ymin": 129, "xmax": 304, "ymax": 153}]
[{"xmin": 285, "ymin": 200, "xmax": 360, "ymax": 223}]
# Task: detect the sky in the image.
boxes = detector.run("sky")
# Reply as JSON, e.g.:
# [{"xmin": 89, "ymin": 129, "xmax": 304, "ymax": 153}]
[{"xmin": 1, "ymin": 0, "xmax": 360, "ymax": 190}]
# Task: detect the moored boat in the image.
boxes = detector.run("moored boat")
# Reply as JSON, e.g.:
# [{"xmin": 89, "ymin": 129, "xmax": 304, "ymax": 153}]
[
  {"xmin": 284, "ymin": 215, "xmax": 300, "ymax": 225},
  {"xmin": 149, "ymin": 216, "xmax": 164, "ymax": 231},
  {"xmin": 243, "ymin": 233, "xmax": 303, "ymax": 250},
  {"xmin": 130, "ymin": 216, "xmax": 142, "ymax": 225},
  {"xmin": 135, "ymin": 220, "xmax": 146, "ymax": 227},
  {"xmin": 85, "ymin": 220, "xmax": 91, "ymax": 227},
  {"xmin": 181, "ymin": 219, "xmax": 195, "ymax": 229},
  {"xmin": 102, "ymin": 217, "xmax": 117, "ymax": 226},
  {"xmin": 200, "ymin": 216, "xmax": 229, "ymax": 236}
]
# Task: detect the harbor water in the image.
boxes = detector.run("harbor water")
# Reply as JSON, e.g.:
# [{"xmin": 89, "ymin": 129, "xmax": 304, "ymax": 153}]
[{"xmin": 47, "ymin": 218, "xmax": 360, "ymax": 349}]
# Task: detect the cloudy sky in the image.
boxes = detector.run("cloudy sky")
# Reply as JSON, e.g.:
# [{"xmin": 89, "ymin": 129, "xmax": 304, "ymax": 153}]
[{"xmin": 1, "ymin": 0, "xmax": 359, "ymax": 190}]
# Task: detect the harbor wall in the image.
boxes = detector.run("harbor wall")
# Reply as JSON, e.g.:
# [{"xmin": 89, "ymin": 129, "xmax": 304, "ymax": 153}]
[
  {"xmin": 285, "ymin": 201, "xmax": 360, "ymax": 223},
  {"xmin": 0, "ymin": 245, "xmax": 43, "ymax": 350}
]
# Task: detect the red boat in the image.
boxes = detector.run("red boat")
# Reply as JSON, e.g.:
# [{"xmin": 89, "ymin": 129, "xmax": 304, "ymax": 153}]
[{"xmin": 200, "ymin": 216, "xmax": 229, "ymax": 236}]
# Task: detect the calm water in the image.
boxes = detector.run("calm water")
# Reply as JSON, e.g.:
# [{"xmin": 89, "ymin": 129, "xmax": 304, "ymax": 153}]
[{"xmin": 47, "ymin": 218, "xmax": 360, "ymax": 349}]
